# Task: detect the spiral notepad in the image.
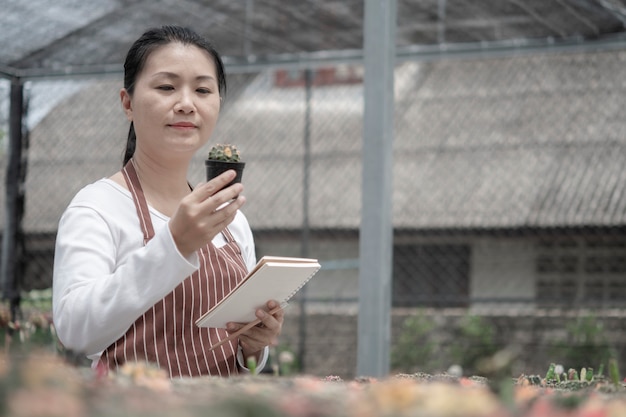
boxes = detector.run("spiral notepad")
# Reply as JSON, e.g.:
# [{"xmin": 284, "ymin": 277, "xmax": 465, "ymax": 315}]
[{"xmin": 195, "ymin": 256, "xmax": 321, "ymax": 328}]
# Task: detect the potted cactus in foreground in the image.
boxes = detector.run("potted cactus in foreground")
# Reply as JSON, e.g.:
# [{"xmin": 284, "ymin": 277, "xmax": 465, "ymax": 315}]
[{"xmin": 205, "ymin": 144, "xmax": 245, "ymax": 189}]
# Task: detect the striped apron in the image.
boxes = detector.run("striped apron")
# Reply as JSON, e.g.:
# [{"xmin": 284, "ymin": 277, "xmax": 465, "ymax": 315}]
[{"xmin": 98, "ymin": 160, "xmax": 248, "ymax": 377}]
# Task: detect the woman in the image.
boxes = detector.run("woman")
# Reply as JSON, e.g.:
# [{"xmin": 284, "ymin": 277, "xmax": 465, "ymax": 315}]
[{"xmin": 52, "ymin": 25, "xmax": 283, "ymax": 377}]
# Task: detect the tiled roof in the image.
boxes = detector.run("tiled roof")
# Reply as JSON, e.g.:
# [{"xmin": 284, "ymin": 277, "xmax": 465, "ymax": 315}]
[{"xmin": 23, "ymin": 49, "xmax": 626, "ymax": 232}]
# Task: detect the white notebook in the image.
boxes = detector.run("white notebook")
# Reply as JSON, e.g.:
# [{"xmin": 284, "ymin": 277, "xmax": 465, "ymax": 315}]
[{"xmin": 195, "ymin": 256, "xmax": 321, "ymax": 328}]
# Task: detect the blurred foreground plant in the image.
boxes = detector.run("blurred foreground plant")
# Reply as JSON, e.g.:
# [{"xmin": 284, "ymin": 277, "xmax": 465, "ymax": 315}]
[{"xmin": 0, "ymin": 289, "xmax": 57, "ymax": 354}]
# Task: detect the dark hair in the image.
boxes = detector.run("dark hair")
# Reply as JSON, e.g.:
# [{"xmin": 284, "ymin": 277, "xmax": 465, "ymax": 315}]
[{"xmin": 122, "ymin": 25, "xmax": 227, "ymax": 165}]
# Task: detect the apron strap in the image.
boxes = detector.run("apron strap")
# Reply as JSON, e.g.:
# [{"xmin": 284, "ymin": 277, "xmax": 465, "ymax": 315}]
[
  {"xmin": 221, "ymin": 226, "xmax": 235, "ymax": 243},
  {"xmin": 122, "ymin": 159, "xmax": 155, "ymax": 245}
]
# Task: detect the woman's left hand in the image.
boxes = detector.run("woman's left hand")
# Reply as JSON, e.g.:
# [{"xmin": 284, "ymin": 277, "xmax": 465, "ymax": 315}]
[{"xmin": 227, "ymin": 299, "xmax": 284, "ymax": 361}]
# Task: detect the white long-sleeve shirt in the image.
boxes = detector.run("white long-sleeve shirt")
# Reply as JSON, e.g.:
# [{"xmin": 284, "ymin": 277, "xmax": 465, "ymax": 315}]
[{"xmin": 52, "ymin": 178, "xmax": 266, "ymax": 370}]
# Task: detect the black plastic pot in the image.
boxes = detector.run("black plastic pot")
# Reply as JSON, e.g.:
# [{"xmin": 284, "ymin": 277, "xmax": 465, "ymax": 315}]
[{"xmin": 205, "ymin": 159, "xmax": 245, "ymax": 188}]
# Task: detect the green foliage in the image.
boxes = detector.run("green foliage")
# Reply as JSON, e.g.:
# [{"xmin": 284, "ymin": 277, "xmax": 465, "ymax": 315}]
[
  {"xmin": 20, "ymin": 288, "xmax": 53, "ymax": 312},
  {"xmin": 449, "ymin": 315, "xmax": 499, "ymax": 375},
  {"xmin": 0, "ymin": 318, "xmax": 57, "ymax": 355},
  {"xmin": 208, "ymin": 144, "xmax": 241, "ymax": 162},
  {"xmin": 246, "ymin": 356, "xmax": 258, "ymax": 374},
  {"xmin": 392, "ymin": 313, "xmax": 502, "ymax": 375},
  {"xmin": 545, "ymin": 362, "xmax": 556, "ymax": 381},
  {"xmin": 551, "ymin": 315, "xmax": 615, "ymax": 372},
  {"xmin": 0, "ymin": 289, "xmax": 57, "ymax": 354},
  {"xmin": 551, "ymin": 391, "xmax": 589, "ymax": 410},
  {"xmin": 609, "ymin": 358, "xmax": 621, "ymax": 386},
  {"xmin": 391, "ymin": 311, "xmax": 436, "ymax": 373},
  {"xmin": 210, "ymin": 397, "xmax": 284, "ymax": 417}
]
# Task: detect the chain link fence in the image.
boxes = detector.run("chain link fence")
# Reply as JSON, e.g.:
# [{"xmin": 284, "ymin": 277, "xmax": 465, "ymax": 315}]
[{"xmin": 1, "ymin": 47, "xmax": 626, "ymax": 378}]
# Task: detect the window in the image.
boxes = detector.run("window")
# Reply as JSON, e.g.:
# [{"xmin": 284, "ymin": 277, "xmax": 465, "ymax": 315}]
[
  {"xmin": 393, "ymin": 244, "xmax": 470, "ymax": 307},
  {"xmin": 535, "ymin": 239, "xmax": 626, "ymax": 307}
]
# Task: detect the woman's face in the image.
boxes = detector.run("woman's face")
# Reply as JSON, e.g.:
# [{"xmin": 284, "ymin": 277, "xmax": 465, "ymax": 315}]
[{"xmin": 121, "ymin": 42, "xmax": 221, "ymax": 162}]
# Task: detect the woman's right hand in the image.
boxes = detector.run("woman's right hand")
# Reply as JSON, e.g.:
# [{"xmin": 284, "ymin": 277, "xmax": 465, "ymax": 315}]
[{"xmin": 168, "ymin": 170, "xmax": 245, "ymax": 258}]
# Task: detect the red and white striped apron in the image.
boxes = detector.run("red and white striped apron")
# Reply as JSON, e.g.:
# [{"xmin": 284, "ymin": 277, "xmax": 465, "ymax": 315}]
[{"xmin": 99, "ymin": 160, "xmax": 249, "ymax": 377}]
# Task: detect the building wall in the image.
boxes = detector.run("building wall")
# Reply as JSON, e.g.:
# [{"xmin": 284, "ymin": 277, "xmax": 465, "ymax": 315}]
[
  {"xmin": 279, "ymin": 309, "xmax": 626, "ymax": 380},
  {"xmin": 22, "ymin": 231, "xmax": 623, "ymax": 310},
  {"xmin": 254, "ymin": 232, "xmax": 360, "ymax": 303},
  {"xmin": 14, "ymin": 232, "xmax": 626, "ymax": 380},
  {"xmin": 256, "ymin": 232, "xmax": 539, "ymax": 308}
]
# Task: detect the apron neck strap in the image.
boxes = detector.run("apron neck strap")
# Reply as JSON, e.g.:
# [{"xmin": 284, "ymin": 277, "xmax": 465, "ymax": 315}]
[{"xmin": 122, "ymin": 159, "xmax": 155, "ymax": 245}]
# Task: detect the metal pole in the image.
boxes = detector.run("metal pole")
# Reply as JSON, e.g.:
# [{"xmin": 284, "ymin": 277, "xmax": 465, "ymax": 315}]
[
  {"xmin": 357, "ymin": 0, "xmax": 396, "ymax": 377},
  {"xmin": 298, "ymin": 68, "xmax": 313, "ymax": 372},
  {"xmin": 438, "ymin": 0, "xmax": 447, "ymax": 44},
  {"xmin": 244, "ymin": 0, "xmax": 254, "ymax": 57},
  {"xmin": 1, "ymin": 78, "xmax": 27, "ymax": 324}
]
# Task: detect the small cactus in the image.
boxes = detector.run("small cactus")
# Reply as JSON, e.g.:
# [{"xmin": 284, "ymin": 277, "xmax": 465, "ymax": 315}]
[
  {"xmin": 208, "ymin": 144, "xmax": 241, "ymax": 162},
  {"xmin": 609, "ymin": 358, "xmax": 621, "ymax": 386},
  {"xmin": 545, "ymin": 363, "xmax": 556, "ymax": 382}
]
